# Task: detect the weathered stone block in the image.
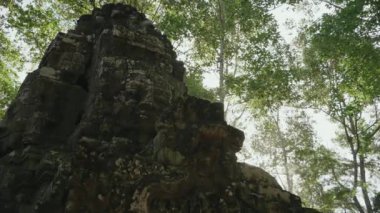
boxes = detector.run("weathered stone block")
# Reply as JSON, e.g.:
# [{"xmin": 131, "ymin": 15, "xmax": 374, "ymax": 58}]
[{"xmin": 0, "ymin": 3, "xmax": 317, "ymax": 213}]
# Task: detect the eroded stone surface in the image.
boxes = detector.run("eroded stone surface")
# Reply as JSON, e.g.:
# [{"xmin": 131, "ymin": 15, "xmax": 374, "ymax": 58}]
[{"xmin": 0, "ymin": 4, "xmax": 317, "ymax": 213}]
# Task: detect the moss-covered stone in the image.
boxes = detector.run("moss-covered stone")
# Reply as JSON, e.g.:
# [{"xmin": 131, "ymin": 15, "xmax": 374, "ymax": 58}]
[{"xmin": 0, "ymin": 3, "xmax": 318, "ymax": 213}]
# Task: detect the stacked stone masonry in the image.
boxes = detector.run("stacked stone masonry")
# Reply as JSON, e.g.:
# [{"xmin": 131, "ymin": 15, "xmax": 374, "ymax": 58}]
[{"xmin": 0, "ymin": 4, "xmax": 319, "ymax": 213}]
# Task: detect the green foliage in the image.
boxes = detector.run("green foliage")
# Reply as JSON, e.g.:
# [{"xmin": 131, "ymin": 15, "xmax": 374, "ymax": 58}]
[
  {"xmin": 7, "ymin": 3, "xmax": 62, "ymax": 63},
  {"xmin": 0, "ymin": 25, "xmax": 21, "ymax": 118},
  {"xmin": 299, "ymin": 0, "xmax": 380, "ymax": 109},
  {"xmin": 159, "ymin": 0, "xmax": 293, "ymax": 108},
  {"xmin": 4, "ymin": 0, "xmax": 159, "ymax": 62},
  {"xmin": 0, "ymin": 64, "xmax": 18, "ymax": 118},
  {"xmin": 185, "ymin": 67, "xmax": 216, "ymax": 102},
  {"xmin": 3, "ymin": 1, "xmax": 380, "ymax": 211},
  {"xmin": 252, "ymin": 110, "xmax": 355, "ymax": 212},
  {"xmin": 296, "ymin": 0, "xmax": 380, "ymax": 211}
]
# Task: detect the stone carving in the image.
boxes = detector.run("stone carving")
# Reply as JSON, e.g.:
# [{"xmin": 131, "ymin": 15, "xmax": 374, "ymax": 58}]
[{"xmin": 0, "ymin": 4, "xmax": 318, "ymax": 213}]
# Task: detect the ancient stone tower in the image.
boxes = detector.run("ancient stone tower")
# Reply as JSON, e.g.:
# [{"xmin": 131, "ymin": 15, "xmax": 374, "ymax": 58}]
[{"xmin": 0, "ymin": 4, "xmax": 317, "ymax": 213}]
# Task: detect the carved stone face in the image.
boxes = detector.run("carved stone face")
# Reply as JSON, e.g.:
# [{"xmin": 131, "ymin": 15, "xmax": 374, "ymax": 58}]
[
  {"xmin": 73, "ymin": 23, "xmax": 185, "ymax": 143},
  {"xmin": 0, "ymin": 4, "xmax": 310, "ymax": 213}
]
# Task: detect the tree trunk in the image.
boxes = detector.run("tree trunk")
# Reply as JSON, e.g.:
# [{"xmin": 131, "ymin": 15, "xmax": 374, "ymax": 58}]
[
  {"xmin": 0, "ymin": 4, "xmax": 318, "ymax": 213},
  {"xmin": 282, "ymin": 147, "xmax": 293, "ymax": 192},
  {"xmin": 343, "ymin": 120, "xmax": 364, "ymax": 212},
  {"xmin": 350, "ymin": 114, "xmax": 373, "ymax": 213},
  {"xmin": 218, "ymin": 37, "xmax": 225, "ymax": 104},
  {"xmin": 359, "ymin": 154, "xmax": 373, "ymax": 212},
  {"xmin": 354, "ymin": 196, "xmax": 366, "ymax": 213},
  {"xmin": 274, "ymin": 111, "xmax": 293, "ymax": 192},
  {"xmin": 217, "ymin": 0, "xmax": 226, "ymax": 104}
]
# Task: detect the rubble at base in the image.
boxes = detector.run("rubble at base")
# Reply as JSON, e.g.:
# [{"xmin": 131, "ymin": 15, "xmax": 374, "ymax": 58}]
[{"xmin": 0, "ymin": 4, "xmax": 319, "ymax": 213}]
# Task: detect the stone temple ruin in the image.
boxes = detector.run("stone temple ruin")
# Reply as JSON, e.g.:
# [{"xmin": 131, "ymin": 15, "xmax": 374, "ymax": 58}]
[{"xmin": 0, "ymin": 4, "xmax": 318, "ymax": 213}]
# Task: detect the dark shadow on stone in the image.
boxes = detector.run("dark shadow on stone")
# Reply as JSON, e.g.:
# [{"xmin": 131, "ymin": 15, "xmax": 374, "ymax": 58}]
[{"xmin": 0, "ymin": 3, "xmax": 319, "ymax": 213}]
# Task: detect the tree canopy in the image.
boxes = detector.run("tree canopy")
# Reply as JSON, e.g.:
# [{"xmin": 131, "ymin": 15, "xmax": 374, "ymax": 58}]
[
  {"xmin": 1, "ymin": 0, "xmax": 380, "ymax": 212},
  {"xmin": 297, "ymin": 1, "xmax": 380, "ymax": 212}
]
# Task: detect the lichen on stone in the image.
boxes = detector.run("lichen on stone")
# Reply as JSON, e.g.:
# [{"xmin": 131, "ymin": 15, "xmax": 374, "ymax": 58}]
[{"xmin": 0, "ymin": 3, "xmax": 318, "ymax": 213}]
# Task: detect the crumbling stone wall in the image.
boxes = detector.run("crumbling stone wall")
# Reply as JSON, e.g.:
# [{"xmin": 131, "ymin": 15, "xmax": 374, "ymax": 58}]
[{"xmin": 0, "ymin": 4, "xmax": 318, "ymax": 213}]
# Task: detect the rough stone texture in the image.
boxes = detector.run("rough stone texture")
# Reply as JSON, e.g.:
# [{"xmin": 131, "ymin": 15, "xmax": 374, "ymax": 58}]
[{"xmin": 0, "ymin": 4, "xmax": 318, "ymax": 213}]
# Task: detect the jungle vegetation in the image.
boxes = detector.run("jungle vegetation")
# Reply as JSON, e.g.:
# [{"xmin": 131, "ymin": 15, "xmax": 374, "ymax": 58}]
[{"xmin": 1, "ymin": 0, "xmax": 379, "ymax": 212}]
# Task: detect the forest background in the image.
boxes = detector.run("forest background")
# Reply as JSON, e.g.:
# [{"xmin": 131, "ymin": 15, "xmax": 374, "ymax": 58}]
[{"xmin": 1, "ymin": 0, "xmax": 380, "ymax": 212}]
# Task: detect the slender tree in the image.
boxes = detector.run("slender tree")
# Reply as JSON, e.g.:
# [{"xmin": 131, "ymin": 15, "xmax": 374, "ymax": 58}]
[
  {"xmin": 297, "ymin": 0, "xmax": 380, "ymax": 211},
  {"xmin": 252, "ymin": 109, "xmax": 357, "ymax": 212},
  {"xmin": 159, "ymin": 0, "xmax": 294, "ymax": 111}
]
